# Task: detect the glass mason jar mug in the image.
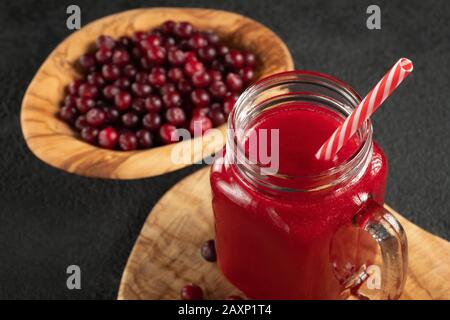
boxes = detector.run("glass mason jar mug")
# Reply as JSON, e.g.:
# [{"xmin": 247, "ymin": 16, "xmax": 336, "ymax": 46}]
[{"xmin": 210, "ymin": 71, "xmax": 407, "ymax": 300}]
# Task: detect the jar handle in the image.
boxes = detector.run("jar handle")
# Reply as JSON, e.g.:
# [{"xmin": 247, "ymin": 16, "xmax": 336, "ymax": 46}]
[{"xmin": 332, "ymin": 201, "xmax": 408, "ymax": 300}]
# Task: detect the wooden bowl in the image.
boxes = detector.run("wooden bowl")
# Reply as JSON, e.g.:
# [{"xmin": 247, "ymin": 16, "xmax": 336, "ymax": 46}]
[{"xmin": 21, "ymin": 8, "xmax": 294, "ymax": 179}]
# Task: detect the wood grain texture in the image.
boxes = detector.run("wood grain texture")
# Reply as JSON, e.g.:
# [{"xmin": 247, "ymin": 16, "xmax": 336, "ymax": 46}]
[
  {"xmin": 118, "ymin": 166, "xmax": 450, "ymax": 300},
  {"xmin": 20, "ymin": 8, "xmax": 294, "ymax": 179}
]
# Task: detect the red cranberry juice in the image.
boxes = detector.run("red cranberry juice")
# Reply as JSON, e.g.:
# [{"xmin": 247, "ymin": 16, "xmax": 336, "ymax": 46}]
[{"xmin": 211, "ymin": 103, "xmax": 387, "ymax": 299}]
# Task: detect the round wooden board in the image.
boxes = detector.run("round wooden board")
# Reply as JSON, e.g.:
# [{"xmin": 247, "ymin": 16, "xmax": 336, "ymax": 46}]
[
  {"xmin": 118, "ymin": 166, "xmax": 450, "ymax": 300},
  {"xmin": 21, "ymin": 8, "xmax": 294, "ymax": 179}
]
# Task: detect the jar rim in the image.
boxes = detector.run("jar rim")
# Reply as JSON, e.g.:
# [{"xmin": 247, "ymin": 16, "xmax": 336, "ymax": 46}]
[{"xmin": 227, "ymin": 70, "xmax": 373, "ymax": 192}]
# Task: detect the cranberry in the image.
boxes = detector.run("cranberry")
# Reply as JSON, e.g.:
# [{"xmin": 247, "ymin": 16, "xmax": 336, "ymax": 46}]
[
  {"xmin": 76, "ymin": 97, "xmax": 95, "ymax": 113},
  {"xmin": 102, "ymin": 85, "xmax": 120, "ymax": 100},
  {"xmin": 80, "ymin": 127, "xmax": 99, "ymax": 143},
  {"xmin": 209, "ymin": 109, "xmax": 226, "ymax": 126},
  {"xmin": 134, "ymin": 71, "xmax": 148, "ymax": 84},
  {"xmin": 95, "ymin": 100, "xmax": 107, "ymax": 108},
  {"xmin": 148, "ymin": 69, "xmax": 167, "ymax": 87},
  {"xmin": 177, "ymin": 79, "xmax": 193, "ymax": 95},
  {"xmin": 191, "ymin": 72, "xmax": 211, "ymax": 88},
  {"xmin": 152, "ymin": 66, "xmax": 166, "ymax": 74},
  {"xmin": 198, "ymin": 46, "xmax": 217, "ymax": 62},
  {"xmin": 114, "ymin": 91, "xmax": 132, "ymax": 111},
  {"xmin": 147, "ymin": 46, "xmax": 166, "ymax": 64},
  {"xmin": 185, "ymin": 51, "xmax": 198, "ymax": 62},
  {"xmin": 131, "ymin": 82, "xmax": 152, "ymax": 97},
  {"xmin": 225, "ymin": 296, "xmax": 243, "ymax": 300},
  {"xmin": 118, "ymin": 36, "xmax": 133, "ymax": 48},
  {"xmin": 63, "ymin": 95, "xmax": 77, "ymax": 108},
  {"xmin": 204, "ymin": 31, "xmax": 220, "ymax": 45},
  {"xmin": 59, "ymin": 106, "xmax": 77, "ymax": 122},
  {"xmin": 162, "ymin": 20, "xmax": 176, "ymax": 34},
  {"xmin": 131, "ymin": 46, "xmax": 144, "ymax": 60},
  {"xmin": 86, "ymin": 108, "xmax": 106, "ymax": 127},
  {"xmin": 210, "ymin": 60, "xmax": 226, "ymax": 73},
  {"xmin": 210, "ymin": 102, "xmax": 222, "ymax": 111},
  {"xmin": 192, "ymin": 107, "xmax": 210, "ymax": 117},
  {"xmin": 200, "ymin": 239, "xmax": 216, "ymax": 262},
  {"xmin": 184, "ymin": 60, "xmax": 204, "ymax": 77},
  {"xmin": 133, "ymin": 31, "xmax": 147, "ymax": 42},
  {"xmin": 98, "ymin": 127, "xmax": 118, "ymax": 149},
  {"xmin": 226, "ymin": 73, "xmax": 243, "ymax": 92},
  {"xmin": 142, "ymin": 113, "xmax": 162, "ymax": 131},
  {"xmin": 114, "ymin": 77, "xmax": 131, "ymax": 90},
  {"xmin": 174, "ymin": 22, "xmax": 193, "ymax": 39},
  {"xmin": 223, "ymin": 96, "xmax": 237, "ymax": 115},
  {"xmin": 208, "ymin": 81, "xmax": 227, "ymax": 99},
  {"xmin": 75, "ymin": 115, "xmax": 89, "ymax": 130},
  {"xmin": 121, "ymin": 112, "xmax": 139, "ymax": 128},
  {"xmin": 96, "ymin": 35, "xmax": 116, "ymax": 50},
  {"xmin": 167, "ymin": 49, "xmax": 186, "ymax": 66},
  {"xmin": 78, "ymin": 83, "xmax": 98, "ymax": 99},
  {"xmin": 225, "ymin": 49, "xmax": 244, "ymax": 69},
  {"xmin": 103, "ymin": 108, "xmax": 120, "ymax": 124},
  {"xmin": 131, "ymin": 98, "xmax": 147, "ymax": 114},
  {"xmin": 112, "ymin": 49, "xmax": 130, "ymax": 66},
  {"xmin": 165, "ymin": 107, "xmax": 186, "ymax": 126},
  {"xmin": 95, "ymin": 47, "xmax": 112, "ymax": 64},
  {"xmin": 67, "ymin": 79, "xmax": 83, "ymax": 95},
  {"xmin": 168, "ymin": 67, "xmax": 184, "ymax": 82},
  {"xmin": 217, "ymin": 44, "xmax": 229, "ymax": 56},
  {"xmin": 136, "ymin": 129, "xmax": 154, "ymax": 148},
  {"xmin": 78, "ymin": 53, "xmax": 96, "ymax": 71},
  {"xmin": 162, "ymin": 91, "xmax": 182, "ymax": 108},
  {"xmin": 180, "ymin": 284, "xmax": 204, "ymax": 300},
  {"xmin": 188, "ymin": 33, "xmax": 208, "ymax": 49},
  {"xmin": 243, "ymin": 51, "xmax": 257, "ymax": 67},
  {"xmin": 123, "ymin": 64, "xmax": 137, "ymax": 78},
  {"xmin": 191, "ymin": 89, "xmax": 210, "ymax": 108},
  {"xmin": 87, "ymin": 73, "xmax": 105, "ymax": 87},
  {"xmin": 206, "ymin": 70, "xmax": 221, "ymax": 82},
  {"xmin": 159, "ymin": 123, "xmax": 178, "ymax": 144},
  {"xmin": 102, "ymin": 64, "xmax": 121, "ymax": 81},
  {"xmin": 189, "ymin": 115, "xmax": 212, "ymax": 136},
  {"xmin": 140, "ymin": 34, "xmax": 162, "ymax": 49},
  {"xmin": 140, "ymin": 57, "xmax": 152, "ymax": 70},
  {"xmin": 164, "ymin": 38, "xmax": 177, "ymax": 48},
  {"xmin": 160, "ymin": 83, "xmax": 176, "ymax": 96},
  {"xmin": 240, "ymin": 66, "xmax": 255, "ymax": 83},
  {"xmin": 145, "ymin": 95, "xmax": 163, "ymax": 113},
  {"xmin": 119, "ymin": 131, "xmax": 138, "ymax": 151}
]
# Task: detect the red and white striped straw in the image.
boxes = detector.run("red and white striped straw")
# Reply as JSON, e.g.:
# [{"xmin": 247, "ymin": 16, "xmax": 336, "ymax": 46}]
[{"xmin": 316, "ymin": 58, "xmax": 413, "ymax": 161}]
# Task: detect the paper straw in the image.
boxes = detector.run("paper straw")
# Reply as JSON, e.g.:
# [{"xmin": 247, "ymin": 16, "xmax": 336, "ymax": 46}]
[{"xmin": 316, "ymin": 58, "xmax": 413, "ymax": 161}]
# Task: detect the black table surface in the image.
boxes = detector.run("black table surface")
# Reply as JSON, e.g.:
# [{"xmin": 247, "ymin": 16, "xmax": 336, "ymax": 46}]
[{"xmin": 0, "ymin": 0, "xmax": 449, "ymax": 299}]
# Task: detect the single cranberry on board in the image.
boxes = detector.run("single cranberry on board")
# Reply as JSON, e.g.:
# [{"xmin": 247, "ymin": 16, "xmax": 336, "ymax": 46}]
[
  {"xmin": 200, "ymin": 239, "xmax": 217, "ymax": 262},
  {"xmin": 60, "ymin": 20, "xmax": 257, "ymax": 150},
  {"xmin": 180, "ymin": 284, "xmax": 204, "ymax": 300}
]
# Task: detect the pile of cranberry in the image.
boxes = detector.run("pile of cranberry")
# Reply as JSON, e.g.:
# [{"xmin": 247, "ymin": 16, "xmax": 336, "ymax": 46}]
[{"xmin": 59, "ymin": 20, "xmax": 257, "ymax": 151}]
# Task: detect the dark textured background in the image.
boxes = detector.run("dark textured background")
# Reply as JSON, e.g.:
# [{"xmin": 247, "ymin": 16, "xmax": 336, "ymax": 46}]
[{"xmin": 0, "ymin": 0, "xmax": 449, "ymax": 299}]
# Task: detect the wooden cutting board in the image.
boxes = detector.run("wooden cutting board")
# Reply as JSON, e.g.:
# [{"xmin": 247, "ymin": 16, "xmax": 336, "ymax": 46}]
[{"xmin": 118, "ymin": 167, "xmax": 450, "ymax": 300}]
